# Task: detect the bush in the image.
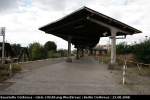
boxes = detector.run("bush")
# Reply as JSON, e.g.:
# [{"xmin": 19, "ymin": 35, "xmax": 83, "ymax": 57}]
[
  {"xmin": 11, "ymin": 44, "xmax": 22, "ymax": 57},
  {"xmin": 12, "ymin": 64, "xmax": 22, "ymax": 73},
  {"xmin": 44, "ymin": 41, "xmax": 57, "ymax": 52},
  {"xmin": 0, "ymin": 64, "xmax": 22, "ymax": 82},
  {"xmin": 116, "ymin": 39, "xmax": 150, "ymax": 64},
  {"xmin": 57, "ymin": 49, "xmax": 67, "ymax": 57},
  {"xmin": 133, "ymin": 39, "xmax": 150, "ymax": 64},
  {"xmin": 116, "ymin": 42, "xmax": 132, "ymax": 54},
  {"xmin": 48, "ymin": 51, "xmax": 60, "ymax": 58},
  {"xmin": 29, "ymin": 43, "xmax": 47, "ymax": 60}
]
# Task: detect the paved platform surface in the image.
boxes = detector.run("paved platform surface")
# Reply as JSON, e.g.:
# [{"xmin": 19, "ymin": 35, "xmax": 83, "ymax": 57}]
[{"xmin": 0, "ymin": 57, "xmax": 137, "ymax": 95}]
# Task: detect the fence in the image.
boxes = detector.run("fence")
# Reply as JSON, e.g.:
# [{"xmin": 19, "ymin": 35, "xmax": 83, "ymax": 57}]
[
  {"xmin": 96, "ymin": 55, "xmax": 150, "ymax": 85},
  {"xmin": 122, "ymin": 58, "xmax": 150, "ymax": 85}
]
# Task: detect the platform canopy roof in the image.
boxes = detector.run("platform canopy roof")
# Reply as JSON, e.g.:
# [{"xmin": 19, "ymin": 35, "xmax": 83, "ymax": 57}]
[{"xmin": 39, "ymin": 6, "xmax": 141, "ymax": 48}]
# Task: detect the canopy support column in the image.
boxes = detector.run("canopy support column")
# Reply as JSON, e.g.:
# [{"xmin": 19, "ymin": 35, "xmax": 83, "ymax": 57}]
[
  {"xmin": 109, "ymin": 29, "xmax": 117, "ymax": 68},
  {"xmin": 76, "ymin": 47, "xmax": 79, "ymax": 59},
  {"xmin": 90, "ymin": 49, "xmax": 93, "ymax": 55},
  {"xmin": 81, "ymin": 48, "xmax": 84, "ymax": 57},
  {"xmin": 94, "ymin": 50, "xmax": 96, "ymax": 56},
  {"xmin": 66, "ymin": 36, "xmax": 72, "ymax": 62}
]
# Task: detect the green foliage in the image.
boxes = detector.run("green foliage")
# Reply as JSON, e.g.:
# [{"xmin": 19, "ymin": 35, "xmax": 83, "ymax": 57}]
[
  {"xmin": 116, "ymin": 39, "xmax": 150, "ymax": 64},
  {"xmin": 28, "ymin": 41, "xmax": 59, "ymax": 60},
  {"xmin": 44, "ymin": 41, "xmax": 58, "ymax": 58},
  {"xmin": 0, "ymin": 64, "xmax": 22, "ymax": 82},
  {"xmin": 102, "ymin": 56, "xmax": 110, "ymax": 64},
  {"xmin": 133, "ymin": 39, "xmax": 150, "ymax": 64},
  {"xmin": 116, "ymin": 42, "xmax": 132, "ymax": 54},
  {"xmin": 0, "ymin": 64, "xmax": 9, "ymax": 79},
  {"xmin": 44, "ymin": 41, "xmax": 57, "ymax": 52},
  {"xmin": 48, "ymin": 51, "xmax": 60, "ymax": 58},
  {"xmin": 57, "ymin": 49, "xmax": 68, "ymax": 57},
  {"xmin": 0, "ymin": 43, "xmax": 14, "ymax": 57},
  {"xmin": 11, "ymin": 44, "xmax": 22, "ymax": 57},
  {"xmin": 29, "ymin": 43, "xmax": 47, "ymax": 60},
  {"xmin": 12, "ymin": 64, "xmax": 22, "ymax": 73}
]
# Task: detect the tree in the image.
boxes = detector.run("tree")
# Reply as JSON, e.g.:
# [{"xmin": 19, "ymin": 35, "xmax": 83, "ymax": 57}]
[
  {"xmin": 116, "ymin": 42, "xmax": 132, "ymax": 54},
  {"xmin": 116, "ymin": 40, "xmax": 150, "ymax": 64},
  {"xmin": 44, "ymin": 41, "xmax": 57, "ymax": 52},
  {"xmin": 28, "ymin": 43, "xmax": 47, "ymax": 60},
  {"xmin": 57, "ymin": 49, "xmax": 67, "ymax": 57},
  {"xmin": 0, "ymin": 43, "xmax": 14, "ymax": 57},
  {"xmin": 133, "ymin": 39, "xmax": 150, "ymax": 64},
  {"xmin": 11, "ymin": 44, "xmax": 22, "ymax": 57}
]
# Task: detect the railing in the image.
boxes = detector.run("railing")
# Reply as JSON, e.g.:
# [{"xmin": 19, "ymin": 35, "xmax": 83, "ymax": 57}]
[
  {"xmin": 96, "ymin": 55, "xmax": 150, "ymax": 85},
  {"xmin": 122, "ymin": 58, "xmax": 150, "ymax": 85},
  {"xmin": 0, "ymin": 57, "xmax": 19, "ymax": 64}
]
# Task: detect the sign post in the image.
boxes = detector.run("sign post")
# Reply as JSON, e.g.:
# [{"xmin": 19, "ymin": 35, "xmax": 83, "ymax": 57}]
[{"xmin": 0, "ymin": 27, "xmax": 5, "ymax": 64}]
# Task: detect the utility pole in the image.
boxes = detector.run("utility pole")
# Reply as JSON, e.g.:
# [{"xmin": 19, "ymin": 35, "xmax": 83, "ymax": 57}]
[{"xmin": 0, "ymin": 27, "xmax": 5, "ymax": 64}]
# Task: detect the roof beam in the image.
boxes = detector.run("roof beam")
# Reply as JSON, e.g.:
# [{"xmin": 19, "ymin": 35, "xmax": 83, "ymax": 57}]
[
  {"xmin": 86, "ymin": 16, "xmax": 133, "ymax": 35},
  {"xmin": 52, "ymin": 33, "xmax": 100, "ymax": 40}
]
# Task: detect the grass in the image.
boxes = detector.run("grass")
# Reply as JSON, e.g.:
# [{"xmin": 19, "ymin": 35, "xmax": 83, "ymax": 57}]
[
  {"xmin": 97, "ymin": 54, "xmax": 110, "ymax": 64},
  {"xmin": 0, "ymin": 64, "xmax": 22, "ymax": 82},
  {"xmin": 138, "ymin": 66, "xmax": 150, "ymax": 76},
  {"xmin": 11, "ymin": 64, "xmax": 22, "ymax": 73}
]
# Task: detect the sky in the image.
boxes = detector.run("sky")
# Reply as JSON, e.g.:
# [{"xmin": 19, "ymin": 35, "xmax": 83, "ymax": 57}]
[{"xmin": 0, "ymin": 0, "xmax": 150, "ymax": 49}]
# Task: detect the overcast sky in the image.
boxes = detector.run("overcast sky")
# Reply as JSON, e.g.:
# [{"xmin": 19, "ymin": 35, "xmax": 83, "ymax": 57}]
[{"xmin": 0, "ymin": 0, "xmax": 149, "ymax": 49}]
